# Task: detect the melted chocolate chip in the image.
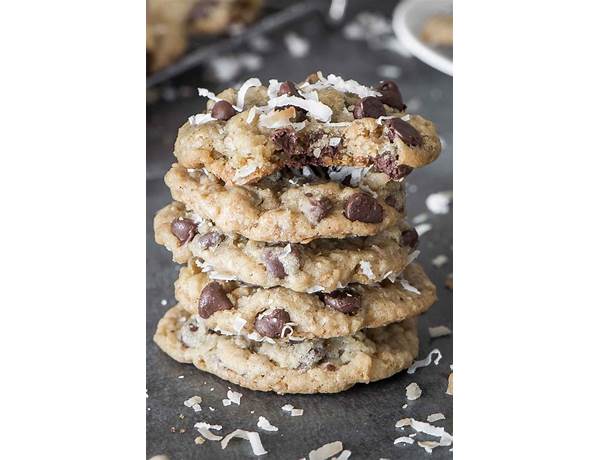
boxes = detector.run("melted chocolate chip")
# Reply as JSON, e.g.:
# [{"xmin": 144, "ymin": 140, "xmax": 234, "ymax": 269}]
[
  {"xmin": 325, "ymin": 363, "xmax": 337, "ymax": 371},
  {"xmin": 254, "ymin": 309, "xmax": 291, "ymax": 338},
  {"xmin": 196, "ymin": 232, "xmax": 224, "ymax": 250},
  {"xmin": 385, "ymin": 118, "xmax": 423, "ymax": 147},
  {"xmin": 188, "ymin": 322, "xmax": 199, "ymax": 332},
  {"xmin": 263, "ymin": 250, "xmax": 286, "ymax": 279},
  {"xmin": 272, "ymin": 128, "xmax": 300, "ymax": 156},
  {"xmin": 373, "ymin": 153, "xmax": 414, "ymax": 180},
  {"xmin": 170, "ymin": 218, "xmax": 197, "ymax": 245},
  {"xmin": 323, "ymin": 291, "xmax": 361, "ymax": 315},
  {"xmin": 353, "ymin": 96, "xmax": 386, "ymax": 119},
  {"xmin": 376, "ymin": 80, "xmax": 406, "ymax": 111},
  {"xmin": 384, "ymin": 195, "xmax": 404, "ymax": 213},
  {"xmin": 344, "ymin": 193, "xmax": 384, "ymax": 223},
  {"xmin": 306, "ymin": 194, "xmax": 333, "ymax": 223},
  {"xmin": 211, "ymin": 100, "xmax": 237, "ymax": 121},
  {"xmin": 277, "ymin": 80, "xmax": 300, "ymax": 97},
  {"xmin": 198, "ymin": 282, "xmax": 234, "ymax": 319},
  {"xmin": 401, "ymin": 228, "xmax": 419, "ymax": 249}
]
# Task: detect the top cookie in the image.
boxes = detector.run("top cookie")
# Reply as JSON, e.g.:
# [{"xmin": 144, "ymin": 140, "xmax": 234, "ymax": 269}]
[{"xmin": 175, "ymin": 72, "xmax": 442, "ymax": 184}]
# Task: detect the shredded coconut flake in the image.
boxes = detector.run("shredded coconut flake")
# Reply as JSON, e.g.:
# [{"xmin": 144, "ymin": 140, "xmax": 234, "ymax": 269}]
[
  {"xmin": 282, "ymin": 404, "xmax": 303, "ymax": 416},
  {"xmin": 267, "ymin": 79, "xmax": 281, "ymax": 98},
  {"xmin": 429, "ymin": 325, "xmax": 452, "ymax": 338},
  {"xmin": 412, "ymin": 213, "xmax": 429, "ymax": 224},
  {"xmin": 400, "ymin": 279, "xmax": 421, "ymax": 295},
  {"xmin": 221, "ymin": 429, "xmax": 267, "ymax": 456},
  {"xmin": 407, "ymin": 250, "xmax": 421, "ymax": 264},
  {"xmin": 427, "ymin": 413, "xmax": 446, "ymax": 423},
  {"xmin": 236, "ymin": 77, "xmax": 262, "ymax": 110},
  {"xmin": 306, "ymin": 285, "xmax": 325, "ymax": 293},
  {"xmin": 308, "ymin": 441, "xmax": 343, "ymax": 460},
  {"xmin": 359, "ymin": 261, "xmax": 375, "ymax": 279},
  {"xmin": 393, "ymin": 437, "xmax": 415, "ymax": 445},
  {"xmin": 322, "ymin": 73, "xmax": 380, "ymax": 98},
  {"xmin": 268, "ymin": 95, "xmax": 332, "ymax": 122},
  {"xmin": 227, "ymin": 390, "xmax": 242, "ymax": 405},
  {"xmin": 425, "ymin": 191, "xmax": 453, "ymax": 214},
  {"xmin": 232, "ymin": 317, "xmax": 247, "ymax": 334},
  {"xmin": 333, "ymin": 450, "xmax": 352, "ymax": 460},
  {"xmin": 415, "ymin": 223, "xmax": 432, "ymax": 236},
  {"xmin": 329, "ymin": 137, "xmax": 342, "ymax": 147},
  {"xmin": 284, "ymin": 32, "xmax": 310, "ymax": 58},
  {"xmin": 328, "ymin": 166, "xmax": 369, "ymax": 187},
  {"xmin": 188, "ymin": 113, "xmax": 216, "ymax": 125},
  {"xmin": 407, "ymin": 349, "xmax": 443, "ymax": 374},
  {"xmin": 197, "ymin": 88, "xmax": 220, "ymax": 102},
  {"xmin": 257, "ymin": 416, "xmax": 278, "ymax": 432},
  {"xmin": 432, "ymin": 254, "xmax": 448, "ymax": 267},
  {"xmin": 184, "ymin": 396, "xmax": 203, "ymax": 412},
  {"xmin": 194, "ymin": 422, "xmax": 223, "ymax": 441},
  {"xmin": 405, "ymin": 382, "xmax": 422, "ymax": 401},
  {"xmin": 233, "ymin": 164, "xmax": 258, "ymax": 180}
]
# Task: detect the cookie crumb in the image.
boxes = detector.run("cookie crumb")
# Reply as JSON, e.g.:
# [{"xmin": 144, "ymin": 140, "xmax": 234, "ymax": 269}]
[{"xmin": 405, "ymin": 382, "xmax": 422, "ymax": 401}]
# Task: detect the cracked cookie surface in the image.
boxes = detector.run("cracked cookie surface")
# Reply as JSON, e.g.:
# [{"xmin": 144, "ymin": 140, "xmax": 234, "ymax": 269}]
[
  {"xmin": 155, "ymin": 202, "xmax": 417, "ymax": 292},
  {"xmin": 165, "ymin": 163, "xmax": 404, "ymax": 243},
  {"xmin": 172, "ymin": 261, "xmax": 436, "ymax": 341},
  {"xmin": 154, "ymin": 304, "xmax": 419, "ymax": 394},
  {"xmin": 176, "ymin": 73, "xmax": 441, "ymax": 184}
]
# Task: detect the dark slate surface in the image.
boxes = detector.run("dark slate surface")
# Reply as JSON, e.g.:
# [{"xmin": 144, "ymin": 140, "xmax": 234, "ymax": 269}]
[{"xmin": 147, "ymin": 1, "xmax": 452, "ymax": 458}]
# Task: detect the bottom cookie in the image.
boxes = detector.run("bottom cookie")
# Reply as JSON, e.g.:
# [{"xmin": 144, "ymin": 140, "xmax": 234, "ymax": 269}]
[{"xmin": 154, "ymin": 304, "xmax": 419, "ymax": 394}]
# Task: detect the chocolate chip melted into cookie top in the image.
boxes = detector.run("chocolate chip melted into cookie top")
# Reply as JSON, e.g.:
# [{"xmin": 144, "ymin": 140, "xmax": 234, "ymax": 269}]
[{"xmin": 198, "ymin": 282, "xmax": 234, "ymax": 319}]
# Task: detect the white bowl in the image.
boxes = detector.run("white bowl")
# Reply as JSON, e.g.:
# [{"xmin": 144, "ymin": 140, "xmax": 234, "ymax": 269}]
[{"xmin": 392, "ymin": 0, "xmax": 453, "ymax": 76}]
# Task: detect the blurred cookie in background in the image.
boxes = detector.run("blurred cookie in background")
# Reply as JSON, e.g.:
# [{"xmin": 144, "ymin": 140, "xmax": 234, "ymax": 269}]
[{"xmin": 147, "ymin": 0, "xmax": 263, "ymax": 73}]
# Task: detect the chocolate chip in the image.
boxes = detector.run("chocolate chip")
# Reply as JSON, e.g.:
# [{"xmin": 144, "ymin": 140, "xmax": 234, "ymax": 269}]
[
  {"xmin": 197, "ymin": 282, "xmax": 234, "ymax": 319},
  {"xmin": 254, "ymin": 309, "xmax": 291, "ymax": 338},
  {"xmin": 353, "ymin": 96, "xmax": 385, "ymax": 119},
  {"xmin": 211, "ymin": 100, "xmax": 237, "ymax": 121},
  {"xmin": 385, "ymin": 118, "xmax": 423, "ymax": 147},
  {"xmin": 373, "ymin": 153, "xmax": 414, "ymax": 180},
  {"xmin": 384, "ymin": 195, "xmax": 405, "ymax": 213},
  {"xmin": 401, "ymin": 228, "xmax": 419, "ymax": 249},
  {"xmin": 376, "ymin": 80, "xmax": 406, "ymax": 111},
  {"xmin": 263, "ymin": 250, "xmax": 286, "ymax": 279},
  {"xmin": 189, "ymin": 0, "xmax": 218, "ymax": 19},
  {"xmin": 325, "ymin": 363, "xmax": 337, "ymax": 371},
  {"xmin": 188, "ymin": 322, "xmax": 199, "ymax": 332},
  {"xmin": 277, "ymin": 80, "xmax": 300, "ymax": 97},
  {"xmin": 196, "ymin": 231, "xmax": 224, "ymax": 250},
  {"xmin": 272, "ymin": 128, "xmax": 300, "ymax": 156},
  {"xmin": 344, "ymin": 193, "xmax": 384, "ymax": 223},
  {"xmin": 306, "ymin": 194, "xmax": 333, "ymax": 223},
  {"xmin": 323, "ymin": 291, "xmax": 361, "ymax": 315},
  {"xmin": 170, "ymin": 218, "xmax": 197, "ymax": 245}
]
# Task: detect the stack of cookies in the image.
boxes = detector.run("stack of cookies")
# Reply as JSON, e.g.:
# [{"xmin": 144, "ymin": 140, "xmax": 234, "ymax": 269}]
[{"xmin": 154, "ymin": 72, "xmax": 441, "ymax": 394}]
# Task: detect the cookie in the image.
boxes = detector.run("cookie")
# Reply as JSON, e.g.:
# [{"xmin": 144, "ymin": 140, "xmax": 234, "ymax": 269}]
[
  {"xmin": 176, "ymin": 73, "xmax": 442, "ymax": 184},
  {"xmin": 173, "ymin": 261, "xmax": 436, "ymax": 341},
  {"xmin": 154, "ymin": 304, "xmax": 419, "ymax": 394},
  {"xmin": 147, "ymin": 0, "xmax": 263, "ymax": 72},
  {"xmin": 189, "ymin": 0, "xmax": 262, "ymax": 35},
  {"xmin": 165, "ymin": 164, "xmax": 404, "ymax": 244},
  {"xmin": 155, "ymin": 202, "xmax": 418, "ymax": 292}
]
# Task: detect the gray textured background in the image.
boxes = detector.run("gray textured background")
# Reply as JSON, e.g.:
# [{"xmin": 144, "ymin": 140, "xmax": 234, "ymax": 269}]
[{"xmin": 147, "ymin": 1, "xmax": 452, "ymax": 457}]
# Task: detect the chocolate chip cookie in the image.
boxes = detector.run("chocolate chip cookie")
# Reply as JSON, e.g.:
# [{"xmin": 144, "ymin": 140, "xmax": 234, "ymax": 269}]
[
  {"xmin": 154, "ymin": 304, "xmax": 419, "ymax": 394},
  {"xmin": 175, "ymin": 73, "xmax": 441, "ymax": 184},
  {"xmin": 155, "ymin": 202, "xmax": 417, "ymax": 292},
  {"xmin": 165, "ymin": 164, "xmax": 404, "ymax": 243},
  {"xmin": 172, "ymin": 261, "xmax": 436, "ymax": 341}
]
